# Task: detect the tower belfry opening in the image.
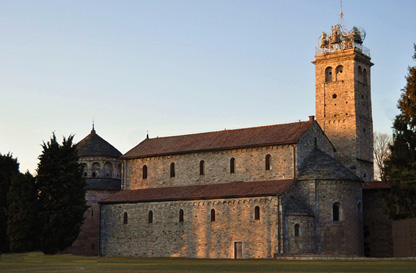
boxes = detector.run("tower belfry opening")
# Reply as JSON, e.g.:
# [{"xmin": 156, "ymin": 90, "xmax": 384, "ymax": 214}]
[{"xmin": 312, "ymin": 11, "xmax": 374, "ymax": 181}]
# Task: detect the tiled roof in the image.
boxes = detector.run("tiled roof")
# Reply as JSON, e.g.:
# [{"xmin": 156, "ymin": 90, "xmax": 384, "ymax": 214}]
[
  {"xmin": 86, "ymin": 178, "xmax": 121, "ymax": 191},
  {"xmin": 100, "ymin": 179, "xmax": 295, "ymax": 204},
  {"xmin": 298, "ymin": 148, "xmax": 361, "ymax": 181},
  {"xmin": 77, "ymin": 128, "xmax": 122, "ymax": 158},
  {"xmin": 362, "ymin": 181, "xmax": 390, "ymax": 190},
  {"xmin": 122, "ymin": 120, "xmax": 314, "ymax": 159}
]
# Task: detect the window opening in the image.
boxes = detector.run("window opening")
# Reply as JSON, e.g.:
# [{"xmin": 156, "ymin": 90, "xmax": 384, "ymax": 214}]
[
  {"xmin": 123, "ymin": 212, "xmax": 128, "ymax": 224},
  {"xmin": 294, "ymin": 224, "xmax": 300, "ymax": 236},
  {"xmin": 148, "ymin": 210, "xmax": 153, "ymax": 223},
  {"xmin": 200, "ymin": 160, "xmax": 205, "ymax": 175},
  {"xmin": 210, "ymin": 209, "xmax": 215, "ymax": 222},
  {"xmin": 230, "ymin": 158, "xmax": 235, "ymax": 174},
  {"xmin": 254, "ymin": 206, "xmax": 260, "ymax": 220},
  {"xmin": 143, "ymin": 165, "xmax": 148, "ymax": 179},
  {"xmin": 179, "ymin": 209, "xmax": 184, "ymax": 222},
  {"xmin": 170, "ymin": 162, "xmax": 175, "ymax": 177},
  {"xmin": 333, "ymin": 202, "xmax": 341, "ymax": 221},
  {"xmin": 325, "ymin": 67, "xmax": 333, "ymax": 82},
  {"xmin": 265, "ymin": 154, "xmax": 271, "ymax": 170}
]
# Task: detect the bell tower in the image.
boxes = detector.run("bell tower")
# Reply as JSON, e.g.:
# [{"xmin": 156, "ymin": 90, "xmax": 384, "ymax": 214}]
[{"xmin": 312, "ymin": 15, "xmax": 374, "ymax": 181}]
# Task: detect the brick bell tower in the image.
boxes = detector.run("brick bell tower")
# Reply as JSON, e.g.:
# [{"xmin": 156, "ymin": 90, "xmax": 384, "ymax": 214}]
[{"xmin": 312, "ymin": 14, "xmax": 374, "ymax": 181}]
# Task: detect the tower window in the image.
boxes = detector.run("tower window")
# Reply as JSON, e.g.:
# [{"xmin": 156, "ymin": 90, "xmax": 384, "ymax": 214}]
[
  {"xmin": 363, "ymin": 68, "xmax": 368, "ymax": 83},
  {"xmin": 142, "ymin": 165, "xmax": 148, "ymax": 179},
  {"xmin": 335, "ymin": 65, "xmax": 343, "ymax": 80},
  {"xmin": 254, "ymin": 206, "xmax": 260, "ymax": 220},
  {"xmin": 230, "ymin": 158, "xmax": 235, "ymax": 174},
  {"xmin": 170, "ymin": 162, "xmax": 175, "ymax": 177},
  {"xmin": 265, "ymin": 154, "xmax": 271, "ymax": 170},
  {"xmin": 199, "ymin": 160, "xmax": 205, "ymax": 175},
  {"xmin": 325, "ymin": 67, "xmax": 333, "ymax": 82}
]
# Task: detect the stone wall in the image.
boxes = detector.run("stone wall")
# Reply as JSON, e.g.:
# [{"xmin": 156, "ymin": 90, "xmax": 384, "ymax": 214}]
[
  {"xmin": 392, "ymin": 218, "xmax": 416, "ymax": 257},
  {"xmin": 80, "ymin": 156, "xmax": 122, "ymax": 179},
  {"xmin": 123, "ymin": 145, "xmax": 296, "ymax": 190},
  {"xmin": 314, "ymin": 49, "xmax": 374, "ymax": 181},
  {"xmin": 100, "ymin": 196, "xmax": 279, "ymax": 258},
  {"xmin": 290, "ymin": 179, "xmax": 363, "ymax": 256},
  {"xmin": 284, "ymin": 215, "xmax": 316, "ymax": 255}
]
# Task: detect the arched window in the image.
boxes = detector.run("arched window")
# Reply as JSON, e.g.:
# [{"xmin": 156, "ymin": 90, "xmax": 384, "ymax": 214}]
[
  {"xmin": 92, "ymin": 162, "xmax": 100, "ymax": 178},
  {"xmin": 82, "ymin": 163, "xmax": 88, "ymax": 177},
  {"xmin": 210, "ymin": 209, "xmax": 215, "ymax": 222},
  {"xmin": 123, "ymin": 212, "xmax": 128, "ymax": 224},
  {"xmin": 179, "ymin": 209, "xmax": 184, "ymax": 222},
  {"xmin": 254, "ymin": 206, "xmax": 260, "ymax": 220},
  {"xmin": 325, "ymin": 67, "xmax": 333, "ymax": 82},
  {"xmin": 170, "ymin": 162, "xmax": 175, "ymax": 177},
  {"xmin": 148, "ymin": 210, "xmax": 153, "ymax": 223},
  {"xmin": 230, "ymin": 158, "xmax": 235, "ymax": 174},
  {"xmin": 200, "ymin": 160, "xmax": 205, "ymax": 175},
  {"xmin": 142, "ymin": 165, "xmax": 148, "ymax": 179},
  {"xmin": 294, "ymin": 224, "xmax": 300, "ymax": 236},
  {"xmin": 358, "ymin": 65, "xmax": 363, "ymax": 76},
  {"xmin": 333, "ymin": 202, "xmax": 341, "ymax": 221},
  {"xmin": 265, "ymin": 154, "xmax": 271, "ymax": 170},
  {"xmin": 104, "ymin": 162, "xmax": 113, "ymax": 177},
  {"xmin": 335, "ymin": 65, "xmax": 343, "ymax": 81}
]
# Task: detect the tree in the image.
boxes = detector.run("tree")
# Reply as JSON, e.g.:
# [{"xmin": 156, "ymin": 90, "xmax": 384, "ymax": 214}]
[
  {"xmin": 0, "ymin": 153, "xmax": 20, "ymax": 253},
  {"xmin": 384, "ymin": 44, "xmax": 416, "ymax": 219},
  {"xmin": 7, "ymin": 172, "xmax": 38, "ymax": 252},
  {"xmin": 36, "ymin": 134, "xmax": 87, "ymax": 254},
  {"xmin": 373, "ymin": 132, "xmax": 391, "ymax": 180}
]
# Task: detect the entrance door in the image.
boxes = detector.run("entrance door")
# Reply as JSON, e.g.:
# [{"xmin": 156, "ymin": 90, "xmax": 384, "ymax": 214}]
[{"xmin": 234, "ymin": 242, "xmax": 242, "ymax": 259}]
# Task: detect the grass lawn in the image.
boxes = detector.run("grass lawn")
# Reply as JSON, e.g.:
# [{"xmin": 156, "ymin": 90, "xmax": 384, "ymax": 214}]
[{"xmin": 0, "ymin": 252, "xmax": 415, "ymax": 273}]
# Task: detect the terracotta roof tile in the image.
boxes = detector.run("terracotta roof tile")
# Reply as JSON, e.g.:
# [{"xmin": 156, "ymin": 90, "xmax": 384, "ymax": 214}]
[
  {"xmin": 100, "ymin": 179, "xmax": 295, "ymax": 204},
  {"xmin": 122, "ymin": 120, "xmax": 314, "ymax": 159}
]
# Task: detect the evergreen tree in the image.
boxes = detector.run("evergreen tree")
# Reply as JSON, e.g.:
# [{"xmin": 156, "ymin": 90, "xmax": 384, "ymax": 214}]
[
  {"xmin": 7, "ymin": 172, "xmax": 38, "ymax": 252},
  {"xmin": 0, "ymin": 153, "xmax": 20, "ymax": 253},
  {"xmin": 36, "ymin": 134, "xmax": 87, "ymax": 254},
  {"xmin": 384, "ymin": 44, "xmax": 416, "ymax": 219}
]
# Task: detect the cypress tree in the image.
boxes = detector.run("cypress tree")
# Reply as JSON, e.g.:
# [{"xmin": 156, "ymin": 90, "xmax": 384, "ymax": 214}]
[
  {"xmin": 7, "ymin": 172, "xmax": 38, "ymax": 252},
  {"xmin": 0, "ymin": 153, "xmax": 20, "ymax": 253},
  {"xmin": 384, "ymin": 44, "xmax": 416, "ymax": 219},
  {"xmin": 36, "ymin": 134, "xmax": 87, "ymax": 254}
]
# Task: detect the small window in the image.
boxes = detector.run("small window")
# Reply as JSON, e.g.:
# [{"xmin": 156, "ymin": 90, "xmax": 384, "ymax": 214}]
[
  {"xmin": 104, "ymin": 162, "xmax": 113, "ymax": 177},
  {"xmin": 335, "ymin": 65, "xmax": 343, "ymax": 80},
  {"xmin": 148, "ymin": 210, "xmax": 153, "ymax": 223},
  {"xmin": 230, "ymin": 158, "xmax": 235, "ymax": 174},
  {"xmin": 325, "ymin": 67, "xmax": 333, "ymax": 82},
  {"xmin": 179, "ymin": 209, "xmax": 184, "ymax": 222},
  {"xmin": 92, "ymin": 162, "xmax": 100, "ymax": 178},
  {"xmin": 123, "ymin": 212, "xmax": 128, "ymax": 224},
  {"xmin": 333, "ymin": 202, "xmax": 341, "ymax": 221},
  {"xmin": 91, "ymin": 209, "xmax": 94, "ymax": 217},
  {"xmin": 200, "ymin": 160, "xmax": 205, "ymax": 175},
  {"xmin": 294, "ymin": 224, "xmax": 300, "ymax": 236},
  {"xmin": 358, "ymin": 65, "xmax": 363, "ymax": 76},
  {"xmin": 210, "ymin": 209, "xmax": 215, "ymax": 222},
  {"xmin": 143, "ymin": 165, "xmax": 148, "ymax": 179},
  {"xmin": 170, "ymin": 162, "xmax": 175, "ymax": 178},
  {"xmin": 363, "ymin": 68, "xmax": 368, "ymax": 83},
  {"xmin": 265, "ymin": 154, "xmax": 271, "ymax": 170},
  {"xmin": 84, "ymin": 172, "xmax": 88, "ymax": 177},
  {"xmin": 254, "ymin": 206, "xmax": 260, "ymax": 220}
]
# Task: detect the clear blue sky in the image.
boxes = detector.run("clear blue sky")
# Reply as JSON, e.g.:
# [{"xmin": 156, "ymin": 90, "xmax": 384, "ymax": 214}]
[{"xmin": 1, "ymin": 0, "xmax": 415, "ymax": 173}]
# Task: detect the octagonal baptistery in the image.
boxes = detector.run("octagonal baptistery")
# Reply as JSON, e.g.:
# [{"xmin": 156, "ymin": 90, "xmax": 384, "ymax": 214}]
[{"xmin": 64, "ymin": 126, "xmax": 122, "ymax": 256}]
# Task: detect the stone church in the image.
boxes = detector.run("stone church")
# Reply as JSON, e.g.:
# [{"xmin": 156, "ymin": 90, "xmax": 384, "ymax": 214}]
[{"xmin": 74, "ymin": 18, "xmax": 380, "ymax": 258}]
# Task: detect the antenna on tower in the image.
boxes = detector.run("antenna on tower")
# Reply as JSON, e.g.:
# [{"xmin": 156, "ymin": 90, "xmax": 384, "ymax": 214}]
[{"xmin": 338, "ymin": 0, "xmax": 347, "ymax": 34}]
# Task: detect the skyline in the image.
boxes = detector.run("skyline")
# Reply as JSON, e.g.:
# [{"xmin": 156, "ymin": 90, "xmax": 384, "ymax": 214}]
[{"xmin": 1, "ymin": 1, "xmax": 415, "ymax": 173}]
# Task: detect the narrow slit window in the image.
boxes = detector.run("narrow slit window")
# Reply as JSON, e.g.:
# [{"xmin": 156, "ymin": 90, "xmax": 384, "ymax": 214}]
[
  {"xmin": 142, "ymin": 165, "xmax": 148, "ymax": 179},
  {"xmin": 148, "ymin": 210, "xmax": 153, "ymax": 223},
  {"xmin": 254, "ymin": 206, "xmax": 260, "ymax": 220},
  {"xmin": 333, "ymin": 202, "xmax": 340, "ymax": 222},
  {"xmin": 170, "ymin": 162, "xmax": 175, "ymax": 177},
  {"xmin": 179, "ymin": 209, "xmax": 184, "ymax": 223},
  {"xmin": 265, "ymin": 154, "xmax": 271, "ymax": 170},
  {"xmin": 230, "ymin": 158, "xmax": 235, "ymax": 174},
  {"xmin": 210, "ymin": 209, "xmax": 215, "ymax": 222},
  {"xmin": 123, "ymin": 212, "xmax": 128, "ymax": 225},
  {"xmin": 325, "ymin": 67, "xmax": 333, "ymax": 82},
  {"xmin": 200, "ymin": 160, "xmax": 205, "ymax": 175},
  {"xmin": 294, "ymin": 224, "xmax": 300, "ymax": 236}
]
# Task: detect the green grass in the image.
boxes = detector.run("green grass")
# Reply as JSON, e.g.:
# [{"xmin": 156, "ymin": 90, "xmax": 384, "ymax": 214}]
[{"xmin": 0, "ymin": 252, "xmax": 415, "ymax": 273}]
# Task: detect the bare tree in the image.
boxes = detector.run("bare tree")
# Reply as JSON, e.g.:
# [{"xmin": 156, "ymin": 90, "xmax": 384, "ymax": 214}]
[{"xmin": 373, "ymin": 132, "xmax": 391, "ymax": 180}]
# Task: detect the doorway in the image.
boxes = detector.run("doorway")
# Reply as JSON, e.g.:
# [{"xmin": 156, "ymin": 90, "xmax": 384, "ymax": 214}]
[{"xmin": 234, "ymin": 242, "xmax": 242, "ymax": 259}]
